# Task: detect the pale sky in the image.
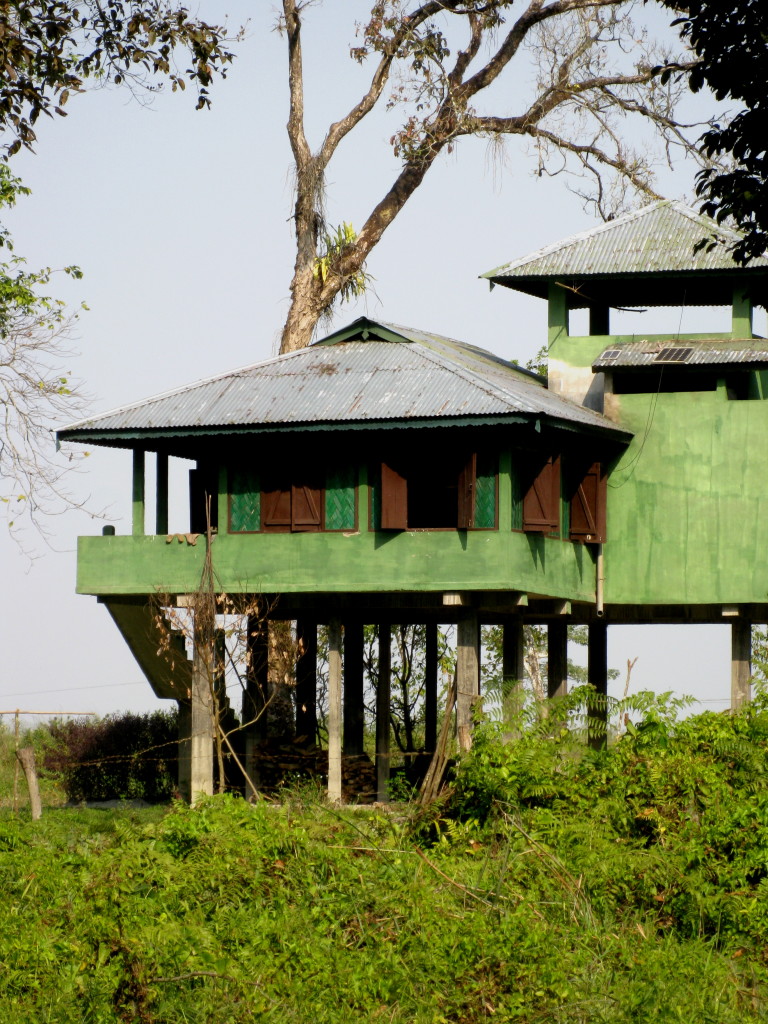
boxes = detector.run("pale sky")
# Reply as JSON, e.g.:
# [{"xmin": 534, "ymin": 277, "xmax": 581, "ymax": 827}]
[{"xmin": 0, "ymin": 2, "xmax": 744, "ymax": 727}]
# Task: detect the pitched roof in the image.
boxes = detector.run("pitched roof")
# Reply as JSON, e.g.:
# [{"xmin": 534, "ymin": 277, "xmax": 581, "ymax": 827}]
[
  {"xmin": 482, "ymin": 201, "xmax": 768, "ymax": 307},
  {"xmin": 58, "ymin": 318, "xmax": 630, "ymax": 446}
]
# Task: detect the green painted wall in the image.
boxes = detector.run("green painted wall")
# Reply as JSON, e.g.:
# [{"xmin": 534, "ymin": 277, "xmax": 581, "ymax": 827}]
[
  {"xmin": 76, "ymin": 528, "xmax": 596, "ymax": 601},
  {"xmin": 551, "ymin": 332, "xmax": 768, "ymax": 606}
]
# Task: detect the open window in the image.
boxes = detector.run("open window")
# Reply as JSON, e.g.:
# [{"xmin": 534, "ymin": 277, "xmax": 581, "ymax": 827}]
[
  {"xmin": 189, "ymin": 463, "xmax": 219, "ymax": 534},
  {"xmin": 378, "ymin": 450, "xmax": 496, "ymax": 531},
  {"xmin": 568, "ymin": 461, "xmax": 607, "ymax": 543},
  {"xmin": 522, "ymin": 454, "xmax": 560, "ymax": 534}
]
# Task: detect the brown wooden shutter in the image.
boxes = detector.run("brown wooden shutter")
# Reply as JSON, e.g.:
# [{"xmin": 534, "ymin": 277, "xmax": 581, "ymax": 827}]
[
  {"xmin": 380, "ymin": 461, "xmax": 408, "ymax": 530},
  {"xmin": 291, "ymin": 484, "xmax": 322, "ymax": 532},
  {"xmin": 569, "ymin": 462, "xmax": 606, "ymax": 543},
  {"xmin": 262, "ymin": 487, "xmax": 292, "ymax": 531},
  {"xmin": 457, "ymin": 452, "xmax": 476, "ymax": 529},
  {"xmin": 522, "ymin": 454, "xmax": 560, "ymax": 533}
]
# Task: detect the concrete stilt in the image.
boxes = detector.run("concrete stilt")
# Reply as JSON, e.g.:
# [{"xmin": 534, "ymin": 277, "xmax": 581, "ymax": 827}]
[
  {"xmin": 457, "ymin": 611, "xmax": 480, "ymax": 752},
  {"xmin": 189, "ymin": 642, "xmax": 214, "ymax": 801},
  {"xmin": 327, "ymin": 618, "xmax": 343, "ymax": 803},
  {"xmin": 376, "ymin": 623, "xmax": 392, "ymax": 802},
  {"xmin": 588, "ymin": 621, "xmax": 608, "ymax": 750},
  {"xmin": 547, "ymin": 621, "xmax": 568, "ymax": 699},
  {"xmin": 343, "ymin": 621, "xmax": 365, "ymax": 755},
  {"xmin": 731, "ymin": 621, "xmax": 752, "ymax": 709}
]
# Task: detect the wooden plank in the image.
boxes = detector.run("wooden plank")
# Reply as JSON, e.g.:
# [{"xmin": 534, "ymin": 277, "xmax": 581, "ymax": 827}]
[{"xmin": 381, "ymin": 462, "xmax": 408, "ymax": 530}]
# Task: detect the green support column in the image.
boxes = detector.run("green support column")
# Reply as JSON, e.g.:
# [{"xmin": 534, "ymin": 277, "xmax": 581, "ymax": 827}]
[
  {"xmin": 548, "ymin": 280, "xmax": 568, "ymax": 347},
  {"xmin": 156, "ymin": 452, "xmax": 168, "ymax": 536},
  {"xmin": 547, "ymin": 621, "xmax": 568, "ymax": 699},
  {"xmin": 132, "ymin": 448, "xmax": 145, "ymax": 537},
  {"xmin": 376, "ymin": 624, "xmax": 391, "ymax": 802},
  {"xmin": 343, "ymin": 621, "xmax": 365, "ymax": 756},
  {"xmin": 732, "ymin": 286, "xmax": 753, "ymax": 338},
  {"xmin": 588, "ymin": 622, "xmax": 608, "ymax": 750}
]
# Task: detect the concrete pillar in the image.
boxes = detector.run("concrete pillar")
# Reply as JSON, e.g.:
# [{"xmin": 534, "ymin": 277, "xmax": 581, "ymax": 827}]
[
  {"xmin": 327, "ymin": 618, "xmax": 343, "ymax": 803},
  {"xmin": 376, "ymin": 623, "xmax": 392, "ymax": 802},
  {"xmin": 189, "ymin": 642, "xmax": 214, "ymax": 801},
  {"xmin": 295, "ymin": 619, "xmax": 318, "ymax": 744},
  {"xmin": 731, "ymin": 621, "xmax": 752, "ymax": 709},
  {"xmin": 424, "ymin": 622, "xmax": 438, "ymax": 755},
  {"xmin": 456, "ymin": 611, "xmax": 480, "ymax": 752},
  {"xmin": 588, "ymin": 621, "xmax": 608, "ymax": 750},
  {"xmin": 547, "ymin": 621, "xmax": 568, "ymax": 699},
  {"xmin": 343, "ymin": 621, "xmax": 365, "ymax": 756},
  {"xmin": 502, "ymin": 619, "xmax": 526, "ymax": 736}
]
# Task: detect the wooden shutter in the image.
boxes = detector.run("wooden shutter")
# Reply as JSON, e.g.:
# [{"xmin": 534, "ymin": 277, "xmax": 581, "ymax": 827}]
[
  {"xmin": 569, "ymin": 462, "xmax": 606, "ymax": 543},
  {"xmin": 262, "ymin": 487, "xmax": 292, "ymax": 531},
  {"xmin": 522, "ymin": 455, "xmax": 560, "ymax": 533},
  {"xmin": 291, "ymin": 484, "xmax": 322, "ymax": 532},
  {"xmin": 380, "ymin": 461, "xmax": 408, "ymax": 530},
  {"xmin": 457, "ymin": 452, "xmax": 476, "ymax": 529}
]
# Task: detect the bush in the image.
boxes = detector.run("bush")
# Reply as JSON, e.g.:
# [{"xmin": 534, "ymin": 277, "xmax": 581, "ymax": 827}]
[{"xmin": 44, "ymin": 709, "xmax": 178, "ymax": 802}]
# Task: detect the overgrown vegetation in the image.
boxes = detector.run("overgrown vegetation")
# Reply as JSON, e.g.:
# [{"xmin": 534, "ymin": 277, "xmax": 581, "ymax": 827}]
[
  {"xmin": 44, "ymin": 709, "xmax": 179, "ymax": 803},
  {"xmin": 2, "ymin": 691, "xmax": 768, "ymax": 1021}
]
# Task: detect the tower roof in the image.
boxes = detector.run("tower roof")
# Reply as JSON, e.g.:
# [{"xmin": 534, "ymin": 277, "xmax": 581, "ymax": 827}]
[{"xmin": 482, "ymin": 201, "xmax": 768, "ymax": 308}]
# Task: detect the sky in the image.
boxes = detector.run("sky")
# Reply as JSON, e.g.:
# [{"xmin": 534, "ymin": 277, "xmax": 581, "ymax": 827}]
[{"xmin": 0, "ymin": 1, "xmax": 749, "ymax": 728}]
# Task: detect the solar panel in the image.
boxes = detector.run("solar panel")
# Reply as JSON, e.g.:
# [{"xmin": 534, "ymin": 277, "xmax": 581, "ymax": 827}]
[{"xmin": 654, "ymin": 347, "xmax": 692, "ymax": 363}]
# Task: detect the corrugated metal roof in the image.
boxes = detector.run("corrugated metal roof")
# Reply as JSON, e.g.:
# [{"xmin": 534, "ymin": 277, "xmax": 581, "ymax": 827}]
[
  {"xmin": 483, "ymin": 201, "xmax": 768, "ymax": 285},
  {"xmin": 58, "ymin": 318, "xmax": 629, "ymax": 443},
  {"xmin": 593, "ymin": 339, "xmax": 768, "ymax": 370}
]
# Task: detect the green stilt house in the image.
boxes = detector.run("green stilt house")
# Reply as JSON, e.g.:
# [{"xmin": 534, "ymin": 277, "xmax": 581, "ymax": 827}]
[{"xmin": 58, "ymin": 200, "xmax": 768, "ymax": 801}]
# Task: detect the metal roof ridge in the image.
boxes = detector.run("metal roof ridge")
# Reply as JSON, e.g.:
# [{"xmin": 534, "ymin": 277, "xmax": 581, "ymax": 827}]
[{"xmin": 481, "ymin": 199, "xmax": 740, "ymax": 279}]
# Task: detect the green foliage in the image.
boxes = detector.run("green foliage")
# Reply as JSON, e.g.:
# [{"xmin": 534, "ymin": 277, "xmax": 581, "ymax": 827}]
[
  {"xmin": 0, "ymin": 1, "xmax": 235, "ymax": 157},
  {"xmin": 44, "ymin": 710, "xmax": 179, "ymax": 802},
  {"xmin": 0, "ymin": 786, "xmax": 766, "ymax": 1022},
  {"xmin": 313, "ymin": 221, "xmax": 372, "ymax": 303}
]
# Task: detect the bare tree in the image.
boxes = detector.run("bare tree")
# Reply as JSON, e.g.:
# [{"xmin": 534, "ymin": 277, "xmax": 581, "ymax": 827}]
[{"xmin": 278, "ymin": 0, "xmax": 705, "ymax": 353}]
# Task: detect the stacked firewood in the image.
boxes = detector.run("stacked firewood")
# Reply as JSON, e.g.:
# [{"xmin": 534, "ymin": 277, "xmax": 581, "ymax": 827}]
[{"xmin": 249, "ymin": 740, "xmax": 377, "ymax": 803}]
